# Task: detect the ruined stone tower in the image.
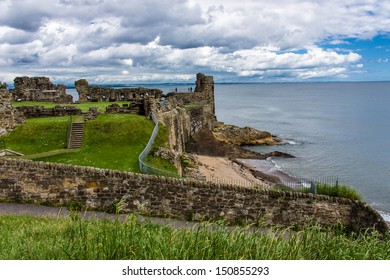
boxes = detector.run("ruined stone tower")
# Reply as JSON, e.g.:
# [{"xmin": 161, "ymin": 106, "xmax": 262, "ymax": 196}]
[{"xmin": 195, "ymin": 73, "xmax": 214, "ymax": 101}]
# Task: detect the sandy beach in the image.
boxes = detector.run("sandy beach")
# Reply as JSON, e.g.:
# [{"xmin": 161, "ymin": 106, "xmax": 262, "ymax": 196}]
[{"xmin": 193, "ymin": 155, "xmax": 272, "ymax": 188}]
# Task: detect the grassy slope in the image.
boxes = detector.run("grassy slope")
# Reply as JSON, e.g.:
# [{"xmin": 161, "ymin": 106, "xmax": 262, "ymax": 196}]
[
  {"xmin": 0, "ymin": 116, "xmax": 69, "ymax": 154},
  {"xmin": 35, "ymin": 114, "xmax": 154, "ymax": 172},
  {"xmin": 0, "ymin": 215, "xmax": 388, "ymax": 260},
  {"xmin": 0, "ymin": 114, "xmax": 176, "ymax": 173}
]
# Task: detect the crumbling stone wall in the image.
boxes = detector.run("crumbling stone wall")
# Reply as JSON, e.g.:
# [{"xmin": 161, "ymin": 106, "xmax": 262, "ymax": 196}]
[
  {"xmin": 12, "ymin": 77, "xmax": 72, "ymax": 103},
  {"xmin": 0, "ymin": 89, "xmax": 25, "ymax": 136},
  {"xmin": 0, "ymin": 158, "xmax": 388, "ymax": 234},
  {"xmin": 75, "ymin": 79, "xmax": 163, "ymax": 103},
  {"xmin": 105, "ymin": 103, "xmax": 142, "ymax": 114},
  {"xmin": 16, "ymin": 106, "xmax": 81, "ymax": 118}
]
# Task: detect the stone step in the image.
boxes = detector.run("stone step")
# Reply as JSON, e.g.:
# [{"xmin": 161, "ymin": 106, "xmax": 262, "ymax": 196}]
[{"xmin": 68, "ymin": 118, "xmax": 85, "ymax": 149}]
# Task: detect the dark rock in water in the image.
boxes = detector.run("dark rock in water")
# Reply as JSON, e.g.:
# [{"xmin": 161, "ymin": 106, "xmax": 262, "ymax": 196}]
[{"xmin": 264, "ymin": 151, "xmax": 295, "ymax": 158}]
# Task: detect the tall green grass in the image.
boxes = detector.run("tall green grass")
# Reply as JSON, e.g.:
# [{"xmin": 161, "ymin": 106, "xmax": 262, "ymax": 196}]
[
  {"xmin": 0, "ymin": 215, "xmax": 388, "ymax": 260},
  {"xmin": 316, "ymin": 183, "xmax": 362, "ymax": 201},
  {"xmin": 274, "ymin": 183, "xmax": 363, "ymax": 201}
]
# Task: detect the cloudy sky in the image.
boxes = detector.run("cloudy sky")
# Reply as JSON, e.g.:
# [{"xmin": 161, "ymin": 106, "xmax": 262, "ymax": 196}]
[{"xmin": 1, "ymin": 0, "xmax": 390, "ymax": 85}]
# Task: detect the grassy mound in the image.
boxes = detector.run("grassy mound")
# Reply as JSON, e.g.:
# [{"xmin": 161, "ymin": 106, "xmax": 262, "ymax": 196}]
[{"xmin": 0, "ymin": 117, "xmax": 69, "ymax": 154}]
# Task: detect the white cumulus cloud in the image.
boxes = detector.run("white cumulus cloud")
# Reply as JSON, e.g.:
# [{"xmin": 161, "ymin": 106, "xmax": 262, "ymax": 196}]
[{"xmin": 0, "ymin": 0, "xmax": 389, "ymax": 83}]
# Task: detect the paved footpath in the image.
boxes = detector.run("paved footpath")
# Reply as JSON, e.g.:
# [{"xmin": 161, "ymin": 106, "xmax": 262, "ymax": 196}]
[{"xmin": 0, "ymin": 202, "xmax": 284, "ymax": 238}]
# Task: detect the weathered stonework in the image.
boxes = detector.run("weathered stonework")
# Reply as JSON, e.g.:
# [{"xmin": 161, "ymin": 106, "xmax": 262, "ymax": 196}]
[
  {"xmin": 154, "ymin": 73, "xmax": 217, "ymax": 153},
  {"xmin": 0, "ymin": 89, "xmax": 25, "ymax": 136},
  {"xmin": 12, "ymin": 77, "xmax": 73, "ymax": 103},
  {"xmin": 0, "ymin": 158, "xmax": 388, "ymax": 234},
  {"xmin": 16, "ymin": 105, "xmax": 81, "ymax": 118},
  {"xmin": 75, "ymin": 79, "xmax": 163, "ymax": 104}
]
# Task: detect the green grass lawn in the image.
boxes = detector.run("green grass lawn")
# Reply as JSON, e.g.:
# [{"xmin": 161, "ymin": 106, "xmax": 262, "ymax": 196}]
[
  {"xmin": 0, "ymin": 116, "xmax": 69, "ymax": 154},
  {"xmin": 0, "ymin": 114, "xmax": 177, "ymax": 173},
  {"xmin": 0, "ymin": 215, "xmax": 388, "ymax": 260},
  {"xmin": 33, "ymin": 114, "xmax": 154, "ymax": 172},
  {"xmin": 13, "ymin": 101, "xmax": 131, "ymax": 112}
]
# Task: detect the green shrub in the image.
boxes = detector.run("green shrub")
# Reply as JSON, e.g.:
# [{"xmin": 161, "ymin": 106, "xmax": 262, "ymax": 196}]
[
  {"xmin": 273, "ymin": 183, "xmax": 362, "ymax": 201},
  {"xmin": 317, "ymin": 183, "xmax": 362, "ymax": 201}
]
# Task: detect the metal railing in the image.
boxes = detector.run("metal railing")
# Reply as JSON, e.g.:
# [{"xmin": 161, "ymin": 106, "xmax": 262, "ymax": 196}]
[{"xmin": 138, "ymin": 113, "xmax": 179, "ymax": 177}]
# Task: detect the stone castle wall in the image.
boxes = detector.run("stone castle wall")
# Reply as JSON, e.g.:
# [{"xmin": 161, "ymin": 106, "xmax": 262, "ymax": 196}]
[
  {"xmin": 12, "ymin": 77, "xmax": 73, "ymax": 103},
  {"xmin": 15, "ymin": 105, "xmax": 82, "ymax": 118},
  {"xmin": 75, "ymin": 79, "xmax": 163, "ymax": 103},
  {"xmin": 0, "ymin": 89, "xmax": 25, "ymax": 136},
  {"xmin": 0, "ymin": 158, "xmax": 388, "ymax": 234}
]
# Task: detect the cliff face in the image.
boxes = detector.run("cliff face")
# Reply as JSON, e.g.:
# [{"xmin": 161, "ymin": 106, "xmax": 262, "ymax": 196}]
[
  {"xmin": 0, "ymin": 89, "xmax": 25, "ymax": 136},
  {"xmin": 154, "ymin": 73, "xmax": 217, "ymax": 153}
]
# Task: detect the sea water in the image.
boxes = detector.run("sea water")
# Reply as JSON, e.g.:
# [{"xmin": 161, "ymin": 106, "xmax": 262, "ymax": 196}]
[{"xmin": 213, "ymin": 82, "xmax": 390, "ymax": 222}]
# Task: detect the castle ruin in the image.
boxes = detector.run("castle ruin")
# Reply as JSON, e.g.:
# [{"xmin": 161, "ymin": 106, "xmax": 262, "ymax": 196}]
[
  {"xmin": 74, "ymin": 73, "xmax": 217, "ymax": 154},
  {"xmin": 75, "ymin": 79, "xmax": 163, "ymax": 103},
  {"xmin": 12, "ymin": 76, "xmax": 73, "ymax": 103}
]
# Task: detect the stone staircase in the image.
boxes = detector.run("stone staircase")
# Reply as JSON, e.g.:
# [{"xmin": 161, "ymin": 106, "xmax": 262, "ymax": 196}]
[{"xmin": 67, "ymin": 117, "xmax": 85, "ymax": 149}]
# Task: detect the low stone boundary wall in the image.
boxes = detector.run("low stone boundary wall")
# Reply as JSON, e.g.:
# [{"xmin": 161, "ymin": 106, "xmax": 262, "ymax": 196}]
[
  {"xmin": 0, "ymin": 158, "xmax": 388, "ymax": 233},
  {"xmin": 16, "ymin": 106, "xmax": 81, "ymax": 118}
]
